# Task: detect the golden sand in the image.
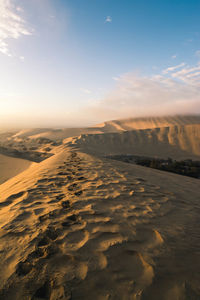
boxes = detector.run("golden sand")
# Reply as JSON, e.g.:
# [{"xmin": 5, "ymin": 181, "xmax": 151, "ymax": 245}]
[{"xmin": 0, "ymin": 115, "xmax": 200, "ymax": 299}]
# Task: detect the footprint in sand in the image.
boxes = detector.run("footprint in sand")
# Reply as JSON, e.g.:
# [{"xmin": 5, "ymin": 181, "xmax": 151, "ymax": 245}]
[
  {"xmin": 62, "ymin": 214, "xmax": 80, "ymax": 227},
  {"xmin": 0, "ymin": 191, "xmax": 26, "ymax": 207},
  {"xmin": 16, "ymin": 261, "xmax": 33, "ymax": 276},
  {"xmin": 38, "ymin": 208, "xmax": 61, "ymax": 223},
  {"xmin": 77, "ymin": 176, "xmax": 85, "ymax": 181},
  {"xmin": 55, "ymin": 194, "xmax": 65, "ymax": 201},
  {"xmin": 68, "ymin": 183, "xmax": 79, "ymax": 191},
  {"xmin": 74, "ymin": 190, "xmax": 83, "ymax": 196},
  {"xmin": 34, "ymin": 208, "xmax": 45, "ymax": 215},
  {"xmin": 61, "ymin": 200, "xmax": 71, "ymax": 208}
]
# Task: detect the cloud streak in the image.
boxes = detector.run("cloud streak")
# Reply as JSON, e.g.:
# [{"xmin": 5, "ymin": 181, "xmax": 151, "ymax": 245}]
[
  {"xmin": 0, "ymin": 0, "xmax": 32, "ymax": 56},
  {"xmin": 162, "ymin": 62, "xmax": 185, "ymax": 74}
]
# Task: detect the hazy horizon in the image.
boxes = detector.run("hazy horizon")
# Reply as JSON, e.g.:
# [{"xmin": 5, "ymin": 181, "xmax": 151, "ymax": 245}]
[{"xmin": 1, "ymin": 0, "xmax": 200, "ymax": 127}]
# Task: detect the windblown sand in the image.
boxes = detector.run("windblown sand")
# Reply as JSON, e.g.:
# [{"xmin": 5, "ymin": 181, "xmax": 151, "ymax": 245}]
[{"xmin": 0, "ymin": 115, "xmax": 200, "ymax": 299}]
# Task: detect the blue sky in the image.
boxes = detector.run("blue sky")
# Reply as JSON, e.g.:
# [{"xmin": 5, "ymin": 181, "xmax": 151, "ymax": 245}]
[{"xmin": 0, "ymin": 0, "xmax": 200, "ymax": 127}]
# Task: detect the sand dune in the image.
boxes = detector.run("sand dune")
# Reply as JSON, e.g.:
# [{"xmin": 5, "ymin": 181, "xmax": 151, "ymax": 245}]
[
  {"xmin": 29, "ymin": 128, "xmax": 102, "ymax": 141},
  {"xmin": 69, "ymin": 124, "xmax": 200, "ymax": 159},
  {"xmin": 0, "ymin": 148, "xmax": 200, "ymax": 299},
  {"xmin": 1, "ymin": 115, "xmax": 200, "ymax": 142},
  {"xmin": 0, "ymin": 128, "xmax": 102, "ymax": 142},
  {"xmin": 95, "ymin": 114, "xmax": 200, "ymax": 132},
  {"xmin": 0, "ymin": 115, "xmax": 200, "ymax": 299}
]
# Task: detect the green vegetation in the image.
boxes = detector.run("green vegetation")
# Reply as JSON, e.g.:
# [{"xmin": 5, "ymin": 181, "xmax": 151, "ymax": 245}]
[
  {"xmin": 107, "ymin": 155, "xmax": 200, "ymax": 179},
  {"xmin": 135, "ymin": 157, "xmax": 200, "ymax": 179}
]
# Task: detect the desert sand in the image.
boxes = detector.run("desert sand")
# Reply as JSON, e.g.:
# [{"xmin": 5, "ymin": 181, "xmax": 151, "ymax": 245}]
[
  {"xmin": 70, "ymin": 124, "xmax": 200, "ymax": 159},
  {"xmin": 0, "ymin": 154, "xmax": 33, "ymax": 184},
  {"xmin": 0, "ymin": 115, "xmax": 200, "ymax": 299}
]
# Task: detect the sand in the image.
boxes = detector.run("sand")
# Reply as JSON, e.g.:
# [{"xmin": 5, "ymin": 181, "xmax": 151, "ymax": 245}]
[
  {"xmin": 0, "ymin": 115, "xmax": 200, "ymax": 299},
  {"xmin": 95, "ymin": 114, "xmax": 200, "ymax": 132},
  {"xmin": 68, "ymin": 124, "xmax": 200, "ymax": 159},
  {"xmin": 0, "ymin": 154, "xmax": 33, "ymax": 184},
  {"xmin": 2, "ymin": 115, "xmax": 200, "ymax": 142}
]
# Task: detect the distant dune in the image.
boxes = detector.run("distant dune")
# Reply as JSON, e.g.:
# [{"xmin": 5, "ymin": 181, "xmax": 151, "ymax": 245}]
[
  {"xmin": 67, "ymin": 124, "xmax": 200, "ymax": 159},
  {"xmin": 0, "ymin": 114, "xmax": 200, "ymax": 184},
  {"xmin": 2, "ymin": 115, "xmax": 200, "ymax": 142},
  {"xmin": 95, "ymin": 114, "xmax": 200, "ymax": 132},
  {"xmin": 28, "ymin": 128, "xmax": 102, "ymax": 141}
]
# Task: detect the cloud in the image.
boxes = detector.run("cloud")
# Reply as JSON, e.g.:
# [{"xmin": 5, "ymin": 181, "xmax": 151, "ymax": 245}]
[
  {"xmin": 81, "ymin": 62, "xmax": 200, "ymax": 123},
  {"xmin": 195, "ymin": 50, "xmax": 200, "ymax": 58},
  {"xmin": 0, "ymin": 0, "xmax": 32, "ymax": 56},
  {"xmin": 162, "ymin": 62, "xmax": 185, "ymax": 74},
  {"xmin": 105, "ymin": 16, "xmax": 112, "ymax": 23},
  {"xmin": 170, "ymin": 65, "xmax": 200, "ymax": 84},
  {"xmin": 81, "ymin": 88, "xmax": 92, "ymax": 94},
  {"xmin": 112, "ymin": 76, "xmax": 120, "ymax": 81},
  {"xmin": 171, "ymin": 54, "xmax": 177, "ymax": 59}
]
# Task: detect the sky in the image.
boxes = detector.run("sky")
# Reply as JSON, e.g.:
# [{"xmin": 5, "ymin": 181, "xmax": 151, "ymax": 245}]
[{"xmin": 0, "ymin": 0, "xmax": 200, "ymax": 128}]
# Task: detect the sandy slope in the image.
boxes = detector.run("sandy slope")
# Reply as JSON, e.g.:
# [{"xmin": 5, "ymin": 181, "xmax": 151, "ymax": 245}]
[
  {"xmin": 67, "ymin": 124, "xmax": 200, "ymax": 159},
  {"xmin": 2, "ymin": 115, "xmax": 200, "ymax": 141},
  {"xmin": 5, "ymin": 128, "xmax": 102, "ymax": 141},
  {"xmin": 95, "ymin": 115, "xmax": 200, "ymax": 132},
  {"xmin": 29, "ymin": 128, "xmax": 102, "ymax": 141},
  {"xmin": 0, "ymin": 147, "xmax": 200, "ymax": 299},
  {"xmin": 0, "ymin": 154, "xmax": 33, "ymax": 184}
]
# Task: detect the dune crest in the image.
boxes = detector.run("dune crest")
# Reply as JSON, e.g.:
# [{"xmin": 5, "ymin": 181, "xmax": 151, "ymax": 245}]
[
  {"xmin": 0, "ymin": 147, "xmax": 199, "ymax": 299},
  {"xmin": 95, "ymin": 115, "xmax": 200, "ymax": 132}
]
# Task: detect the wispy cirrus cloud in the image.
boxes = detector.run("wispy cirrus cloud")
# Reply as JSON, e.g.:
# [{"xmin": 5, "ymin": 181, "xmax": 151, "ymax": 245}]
[
  {"xmin": 0, "ymin": 0, "xmax": 32, "ymax": 56},
  {"xmin": 170, "ymin": 65, "xmax": 200, "ymax": 85},
  {"xmin": 162, "ymin": 62, "xmax": 186, "ymax": 74}
]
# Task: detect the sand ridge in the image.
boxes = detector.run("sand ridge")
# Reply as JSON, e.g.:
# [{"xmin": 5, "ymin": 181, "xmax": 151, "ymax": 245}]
[
  {"xmin": 0, "ymin": 148, "xmax": 200, "ymax": 299},
  {"xmin": 95, "ymin": 114, "xmax": 200, "ymax": 132},
  {"xmin": 68, "ymin": 124, "xmax": 200, "ymax": 159},
  {"xmin": 1, "ymin": 115, "xmax": 200, "ymax": 142}
]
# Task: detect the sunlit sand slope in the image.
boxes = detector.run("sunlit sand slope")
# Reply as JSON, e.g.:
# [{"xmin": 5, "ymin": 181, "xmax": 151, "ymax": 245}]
[
  {"xmin": 69, "ymin": 124, "xmax": 200, "ymax": 159},
  {"xmin": 0, "ymin": 148, "xmax": 200, "ymax": 299},
  {"xmin": 95, "ymin": 114, "xmax": 200, "ymax": 132},
  {"xmin": 1, "ymin": 128, "xmax": 102, "ymax": 141},
  {"xmin": 29, "ymin": 128, "xmax": 102, "ymax": 141},
  {"xmin": 0, "ymin": 154, "xmax": 33, "ymax": 184}
]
